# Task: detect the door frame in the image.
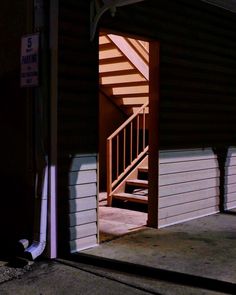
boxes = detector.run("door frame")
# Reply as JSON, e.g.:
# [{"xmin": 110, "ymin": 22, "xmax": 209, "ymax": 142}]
[{"xmin": 98, "ymin": 28, "xmax": 160, "ymax": 230}]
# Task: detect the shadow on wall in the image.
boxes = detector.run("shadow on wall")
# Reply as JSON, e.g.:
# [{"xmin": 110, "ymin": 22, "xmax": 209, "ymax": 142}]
[
  {"xmin": 0, "ymin": 73, "xmax": 33, "ymax": 256},
  {"xmin": 58, "ymin": 154, "xmax": 99, "ymax": 256}
]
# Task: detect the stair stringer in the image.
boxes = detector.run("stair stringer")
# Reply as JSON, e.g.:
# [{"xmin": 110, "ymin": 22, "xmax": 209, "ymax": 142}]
[{"xmin": 109, "ymin": 154, "xmax": 148, "ymax": 203}]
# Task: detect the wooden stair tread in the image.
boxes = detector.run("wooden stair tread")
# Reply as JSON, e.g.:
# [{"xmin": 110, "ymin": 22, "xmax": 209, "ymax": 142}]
[
  {"xmin": 138, "ymin": 167, "xmax": 148, "ymax": 172},
  {"xmin": 99, "ymin": 43, "xmax": 115, "ymax": 51},
  {"xmin": 102, "ymin": 80, "xmax": 148, "ymax": 88},
  {"xmin": 112, "ymin": 192, "xmax": 148, "ymax": 204},
  {"xmin": 126, "ymin": 179, "xmax": 148, "ymax": 187},
  {"xmin": 120, "ymin": 103, "xmax": 144, "ymax": 109},
  {"xmin": 99, "ymin": 56, "xmax": 127, "ymax": 65},
  {"xmin": 99, "ymin": 69, "xmax": 137, "ymax": 77}
]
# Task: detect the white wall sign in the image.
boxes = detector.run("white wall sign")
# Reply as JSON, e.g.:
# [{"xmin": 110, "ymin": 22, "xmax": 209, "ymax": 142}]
[{"xmin": 20, "ymin": 34, "xmax": 39, "ymax": 87}]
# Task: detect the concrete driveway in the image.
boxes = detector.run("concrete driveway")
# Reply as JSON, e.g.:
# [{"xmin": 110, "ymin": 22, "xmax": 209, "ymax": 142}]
[{"xmin": 81, "ymin": 210, "xmax": 236, "ymax": 293}]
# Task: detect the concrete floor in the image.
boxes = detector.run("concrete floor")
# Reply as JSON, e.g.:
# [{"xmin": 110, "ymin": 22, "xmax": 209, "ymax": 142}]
[
  {"xmin": 98, "ymin": 192, "xmax": 148, "ymax": 242},
  {"xmin": 86, "ymin": 205, "xmax": 236, "ymax": 288}
]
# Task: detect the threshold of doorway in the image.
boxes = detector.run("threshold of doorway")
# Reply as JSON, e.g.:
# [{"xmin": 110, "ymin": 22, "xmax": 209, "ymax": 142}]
[{"xmin": 99, "ymin": 192, "xmax": 147, "ymax": 243}]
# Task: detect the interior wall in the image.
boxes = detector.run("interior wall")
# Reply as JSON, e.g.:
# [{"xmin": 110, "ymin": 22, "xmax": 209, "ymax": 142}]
[{"xmin": 99, "ymin": 92, "xmax": 126, "ymax": 191}]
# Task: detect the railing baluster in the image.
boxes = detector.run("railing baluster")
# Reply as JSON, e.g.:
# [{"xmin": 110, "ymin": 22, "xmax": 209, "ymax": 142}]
[
  {"xmin": 107, "ymin": 102, "xmax": 149, "ymax": 202},
  {"xmin": 143, "ymin": 108, "xmax": 146, "ymax": 149},
  {"xmin": 130, "ymin": 122, "xmax": 133, "ymax": 163},
  {"xmin": 116, "ymin": 135, "xmax": 119, "ymax": 178},
  {"xmin": 123, "ymin": 128, "xmax": 126, "ymax": 170},
  {"xmin": 107, "ymin": 138, "xmax": 112, "ymax": 206},
  {"xmin": 137, "ymin": 114, "xmax": 139, "ymax": 157}
]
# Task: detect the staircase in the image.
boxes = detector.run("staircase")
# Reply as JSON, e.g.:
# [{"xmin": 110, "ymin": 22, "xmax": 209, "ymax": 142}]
[
  {"xmin": 111, "ymin": 155, "xmax": 149, "ymax": 204},
  {"xmin": 99, "ymin": 33, "xmax": 149, "ymax": 115},
  {"xmin": 99, "ymin": 33, "xmax": 149, "ymax": 206}
]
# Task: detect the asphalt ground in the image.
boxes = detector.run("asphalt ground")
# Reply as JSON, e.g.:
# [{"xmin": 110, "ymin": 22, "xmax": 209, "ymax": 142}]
[{"xmin": 0, "ymin": 259, "xmax": 230, "ymax": 295}]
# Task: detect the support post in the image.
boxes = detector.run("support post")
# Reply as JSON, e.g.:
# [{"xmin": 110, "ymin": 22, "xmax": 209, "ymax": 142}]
[
  {"xmin": 48, "ymin": 0, "xmax": 58, "ymax": 258},
  {"xmin": 147, "ymin": 41, "xmax": 160, "ymax": 228}
]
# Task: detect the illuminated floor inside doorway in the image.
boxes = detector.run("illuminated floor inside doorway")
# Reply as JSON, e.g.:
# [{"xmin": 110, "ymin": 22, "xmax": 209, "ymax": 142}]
[{"xmin": 99, "ymin": 192, "xmax": 147, "ymax": 242}]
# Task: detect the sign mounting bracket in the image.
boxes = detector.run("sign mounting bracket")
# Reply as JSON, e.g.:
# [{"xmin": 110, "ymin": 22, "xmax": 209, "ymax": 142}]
[{"xmin": 90, "ymin": 0, "xmax": 146, "ymax": 41}]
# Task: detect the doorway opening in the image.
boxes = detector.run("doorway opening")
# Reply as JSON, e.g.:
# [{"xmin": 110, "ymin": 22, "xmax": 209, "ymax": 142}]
[{"xmin": 99, "ymin": 31, "xmax": 151, "ymax": 242}]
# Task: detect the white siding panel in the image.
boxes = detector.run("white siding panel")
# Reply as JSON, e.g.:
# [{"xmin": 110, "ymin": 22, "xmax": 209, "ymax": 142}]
[
  {"xmin": 69, "ymin": 170, "xmax": 97, "ymax": 185},
  {"xmin": 69, "ymin": 209, "xmax": 97, "ymax": 227},
  {"xmin": 224, "ymin": 147, "xmax": 236, "ymax": 209},
  {"xmin": 159, "ymin": 206, "xmax": 219, "ymax": 228},
  {"xmin": 226, "ymin": 201, "xmax": 236, "ymax": 210},
  {"xmin": 70, "ymin": 235, "xmax": 98, "ymax": 253},
  {"xmin": 225, "ymin": 192, "xmax": 236, "ymax": 203},
  {"xmin": 70, "ymin": 155, "xmax": 97, "ymax": 171},
  {"xmin": 225, "ymin": 157, "xmax": 236, "ymax": 167},
  {"xmin": 159, "ymin": 169, "xmax": 219, "ymax": 186},
  {"xmin": 159, "ymin": 178, "xmax": 219, "ymax": 197},
  {"xmin": 224, "ymin": 174, "xmax": 236, "ymax": 185},
  {"xmin": 159, "ymin": 187, "xmax": 219, "ymax": 208},
  {"xmin": 69, "ymin": 154, "xmax": 98, "ymax": 253},
  {"xmin": 159, "ymin": 197, "xmax": 219, "ymax": 219},
  {"xmin": 225, "ymin": 166, "xmax": 236, "ymax": 176},
  {"xmin": 70, "ymin": 222, "xmax": 97, "ymax": 240},
  {"xmin": 225, "ymin": 183, "xmax": 236, "ymax": 194},
  {"xmin": 159, "ymin": 149, "xmax": 220, "ymax": 228},
  {"xmin": 69, "ymin": 183, "xmax": 97, "ymax": 199},
  {"xmin": 160, "ymin": 159, "xmax": 218, "ymax": 175},
  {"xmin": 69, "ymin": 196, "xmax": 97, "ymax": 213},
  {"xmin": 159, "ymin": 148, "xmax": 215, "ymax": 163}
]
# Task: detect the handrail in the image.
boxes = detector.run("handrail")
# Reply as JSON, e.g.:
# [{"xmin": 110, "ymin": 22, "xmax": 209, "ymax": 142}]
[
  {"xmin": 107, "ymin": 101, "xmax": 148, "ymax": 140},
  {"xmin": 107, "ymin": 102, "xmax": 149, "ymax": 205}
]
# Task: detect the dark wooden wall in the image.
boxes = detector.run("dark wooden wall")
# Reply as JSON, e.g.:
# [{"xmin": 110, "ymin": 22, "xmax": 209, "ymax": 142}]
[
  {"xmin": 0, "ymin": 1, "xmax": 33, "ymax": 254},
  {"xmin": 100, "ymin": 0, "xmax": 236, "ymax": 149},
  {"xmin": 57, "ymin": 0, "xmax": 236, "ymax": 253},
  {"xmin": 58, "ymin": 0, "xmax": 98, "ymax": 254},
  {"xmin": 202, "ymin": 0, "xmax": 236, "ymax": 12}
]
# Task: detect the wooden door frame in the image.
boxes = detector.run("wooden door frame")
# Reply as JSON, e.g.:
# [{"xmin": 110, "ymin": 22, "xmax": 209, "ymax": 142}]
[
  {"xmin": 99, "ymin": 28, "xmax": 160, "ymax": 228},
  {"xmin": 48, "ymin": 0, "xmax": 58, "ymax": 258},
  {"xmin": 147, "ymin": 41, "xmax": 160, "ymax": 228}
]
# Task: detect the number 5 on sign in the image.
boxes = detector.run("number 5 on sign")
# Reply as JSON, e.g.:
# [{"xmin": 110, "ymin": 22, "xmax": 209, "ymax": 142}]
[
  {"xmin": 27, "ymin": 37, "xmax": 32, "ymax": 49},
  {"xmin": 20, "ymin": 33, "xmax": 40, "ymax": 87}
]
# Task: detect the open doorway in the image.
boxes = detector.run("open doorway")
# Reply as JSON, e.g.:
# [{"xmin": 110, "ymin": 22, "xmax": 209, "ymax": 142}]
[{"xmin": 98, "ymin": 31, "xmax": 152, "ymax": 242}]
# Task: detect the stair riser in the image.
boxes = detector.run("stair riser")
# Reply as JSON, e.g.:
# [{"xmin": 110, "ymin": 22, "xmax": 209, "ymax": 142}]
[{"xmin": 138, "ymin": 171, "xmax": 148, "ymax": 180}]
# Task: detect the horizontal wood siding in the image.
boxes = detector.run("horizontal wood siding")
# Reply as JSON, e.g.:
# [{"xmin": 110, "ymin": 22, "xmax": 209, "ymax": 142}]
[
  {"xmin": 58, "ymin": 0, "xmax": 98, "ymax": 154},
  {"xmin": 159, "ymin": 149, "xmax": 220, "ymax": 227},
  {"xmin": 69, "ymin": 154, "xmax": 98, "ymax": 253},
  {"xmin": 101, "ymin": 0, "xmax": 236, "ymax": 148},
  {"xmin": 58, "ymin": 0, "xmax": 98, "ymax": 254},
  {"xmin": 224, "ymin": 147, "xmax": 236, "ymax": 210}
]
